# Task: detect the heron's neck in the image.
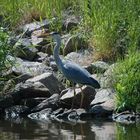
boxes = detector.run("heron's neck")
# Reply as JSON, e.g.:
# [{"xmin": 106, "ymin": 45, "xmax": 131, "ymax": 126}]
[{"xmin": 53, "ymin": 36, "xmax": 63, "ymax": 70}]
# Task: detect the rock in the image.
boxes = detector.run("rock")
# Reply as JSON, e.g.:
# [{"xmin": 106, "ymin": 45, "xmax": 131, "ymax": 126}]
[
  {"xmin": 34, "ymin": 52, "xmax": 48, "ymax": 62},
  {"xmin": 99, "ymin": 75, "xmax": 114, "ymax": 88},
  {"xmin": 5, "ymin": 105, "xmax": 29, "ymax": 119},
  {"xmin": 55, "ymin": 108, "xmax": 89, "ymax": 121},
  {"xmin": 9, "ymin": 56, "xmax": 51, "ymax": 76},
  {"xmin": 68, "ymin": 108, "xmax": 88, "ymax": 120},
  {"xmin": 31, "ymin": 36, "xmax": 47, "ymax": 46},
  {"xmin": 63, "ymin": 35, "xmax": 87, "ymax": 55},
  {"xmin": 21, "ymin": 97, "xmax": 47, "ymax": 108},
  {"xmin": 40, "ymin": 44, "xmax": 53, "ymax": 55},
  {"xmin": 62, "ymin": 10, "xmax": 81, "ymax": 31},
  {"xmin": 104, "ymin": 63, "xmax": 117, "ymax": 77},
  {"xmin": 14, "ymin": 38, "xmax": 38, "ymax": 60},
  {"xmin": 3, "ymin": 74, "xmax": 32, "ymax": 93},
  {"xmin": 90, "ymin": 88, "xmax": 115, "ymax": 117},
  {"xmin": 112, "ymin": 111, "xmax": 140, "ymax": 124},
  {"xmin": 65, "ymin": 50, "xmax": 93, "ymax": 66},
  {"xmin": 22, "ymin": 19, "xmax": 50, "ymax": 36},
  {"xmin": 13, "ymin": 74, "xmax": 32, "ymax": 84},
  {"xmin": 28, "ymin": 108, "xmax": 52, "ymax": 121},
  {"xmin": 8, "ymin": 35, "xmax": 18, "ymax": 46},
  {"xmin": 26, "ymin": 72, "xmax": 64, "ymax": 94},
  {"xmin": 83, "ymin": 65, "xmax": 93, "ymax": 74},
  {"xmin": 91, "ymin": 61, "xmax": 110, "ymax": 73},
  {"xmin": 60, "ymin": 86, "xmax": 96, "ymax": 109},
  {"xmin": 31, "ymin": 94, "xmax": 60, "ymax": 113},
  {"xmin": 98, "ymin": 64, "xmax": 117, "ymax": 88},
  {"xmin": 55, "ymin": 109, "xmax": 73, "ymax": 120},
  {"xmin": 50, "ymin": 61, "xmax": 58, "ymax": 71},
  {"xmin": 0, "ymin": 82, "xmax": 51, "ymax": 110},
  {"xmin": 31, "ymin": 29, "xmax": 49, "ymax": 46},
  {"xmin": 0, "ymin": 95, "xmax": 15, "ymax": 109},
  {"xmin": 90, "ymin": 88, "xmax": 115, "ymax": 106},
  {"xmin": 89, "ymin": 100, "xmax": 115, "ymax": 117}
]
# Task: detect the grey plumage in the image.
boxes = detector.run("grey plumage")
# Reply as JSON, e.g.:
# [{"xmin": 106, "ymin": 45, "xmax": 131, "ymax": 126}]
[{"xmin": 51, "ymin": 32, "xmax": 100, "ymax": 89}]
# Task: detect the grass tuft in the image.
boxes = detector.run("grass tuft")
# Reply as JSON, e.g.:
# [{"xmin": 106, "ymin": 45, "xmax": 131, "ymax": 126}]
[{"xmin": 113, "ymin": 52, "xmax": 140, "ymax": 112}]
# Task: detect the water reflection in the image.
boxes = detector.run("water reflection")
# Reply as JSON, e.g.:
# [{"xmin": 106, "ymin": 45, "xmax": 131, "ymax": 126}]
[{"xmin": 0, "ymin": 117, "xmax": 139, "ymax": 140}]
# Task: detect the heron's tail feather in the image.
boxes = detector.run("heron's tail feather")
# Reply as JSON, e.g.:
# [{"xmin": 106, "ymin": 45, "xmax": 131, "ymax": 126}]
[{"xmin": 89, "ymin": 77, "xmax": 100, "ymax": 89}]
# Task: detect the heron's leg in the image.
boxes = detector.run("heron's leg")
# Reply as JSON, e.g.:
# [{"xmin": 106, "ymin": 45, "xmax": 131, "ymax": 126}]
[
  {"xmin": 71, "ymin": 83, "xmax": 76, "ymax": 109},
  {"xmin": 80, "ymin": 86, "xmax": 84, "ymax": 108}
]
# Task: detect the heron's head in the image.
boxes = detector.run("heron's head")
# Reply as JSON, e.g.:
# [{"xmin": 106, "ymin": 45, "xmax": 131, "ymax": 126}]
[{"xmin": 46, "ymin": 31, "xmax": 61, "ymax": 43}]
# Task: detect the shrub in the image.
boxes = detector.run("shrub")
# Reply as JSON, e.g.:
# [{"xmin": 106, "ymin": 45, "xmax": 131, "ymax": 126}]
[
  {"xmin": 113, "ymin": 52, "xmax": 140, "ymax": 112},
  {"xmin": 0, "ymin": 27, "xmax": 11, "ymax": 90}
]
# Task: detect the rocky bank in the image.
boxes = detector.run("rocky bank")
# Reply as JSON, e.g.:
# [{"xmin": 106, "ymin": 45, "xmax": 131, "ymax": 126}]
[{"xmin": 1, "ymin": 10, "xmax": 139, "ymax": 124}]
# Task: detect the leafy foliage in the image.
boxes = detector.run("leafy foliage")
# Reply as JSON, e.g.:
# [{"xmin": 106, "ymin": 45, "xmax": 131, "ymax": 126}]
[
  {"xmin": 0, "ymin": 28, "xmax": 10, "ymax": 72},
  {"xmin": 113, "ymin": 52, "xmax": 140, "ymax": 112}
]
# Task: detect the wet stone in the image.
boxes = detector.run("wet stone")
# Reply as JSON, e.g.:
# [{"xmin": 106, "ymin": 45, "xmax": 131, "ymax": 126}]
[
  {"xmin": 28, "ymin": 108, "xmax": 52, "ymax": 121},
  {"xmin": 5, "ymin": 105, "xmax": 29, "ymax": 119}
]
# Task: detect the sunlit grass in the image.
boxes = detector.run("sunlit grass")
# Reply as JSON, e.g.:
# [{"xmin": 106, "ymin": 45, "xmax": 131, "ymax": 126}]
[
  {"xmin": 0, "ymin": 27, "xmax": 12, "ymax": 90},
  {"xmin": 113, "ymin": 52, "xmax": 140, "ymax": 112},
  {"xmin": 80, "ymin": 0, "xmax": 140, "ymax": 60}
]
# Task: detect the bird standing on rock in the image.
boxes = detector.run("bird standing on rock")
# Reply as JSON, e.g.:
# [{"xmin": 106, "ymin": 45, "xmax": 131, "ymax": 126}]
[{"xmin": 47, "ymin": 32, "xmax": 100, "ymax": 108}]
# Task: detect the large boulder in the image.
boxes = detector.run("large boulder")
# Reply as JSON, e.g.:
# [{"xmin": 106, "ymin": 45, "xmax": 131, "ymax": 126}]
[
  {"xmin": 91, "ymin": 61, "xmax": 110, "ymax": 73},
  {"xmin": 31, "ymin": 94, "xmax": 60, "ymax": 113},
  {"xmin": 0, "ymin": 82, "xmax": 51, "ymax": 110},
  {"xmin": 26, "ymin": 72, "xmax": 64, "ymax": 94},
  {"xmin": 96, "ymin": 64, "xmax": 117, "ymax": 88},
  {"xmin": 65, "ymin": 50, "xmax": 93, "ymax": 66},
  {"xmin": 90, "ymin": 88, "xmax": 115, "ymax": 117},
  {"xmin": 60, "ymin": 86, "xmax": 96, "ymax": 109},
  {"xmin": 8, "ymin": 56, "xmax": 51, "ymax": 76},
  {"xmin": 31, "ymin": 29, "xmax": 49, "ymax": 46},
  {"xmin": 14, "ymin": 38, "xmax": 38, "ymax": 61},
  {"xmin": 22, "ymin": 19, "xmax": 50, "ymax": 36}
]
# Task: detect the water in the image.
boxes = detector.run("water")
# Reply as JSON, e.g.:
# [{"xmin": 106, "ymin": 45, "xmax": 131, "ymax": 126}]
[{"xmin": 0, "ymin": 118, "xmax": 140, "ymax": 140}]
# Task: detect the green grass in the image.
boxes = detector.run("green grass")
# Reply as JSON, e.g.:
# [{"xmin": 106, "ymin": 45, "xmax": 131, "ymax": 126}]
[
  {"xmin": 113, "ymin": 52, "xmax": 140, "ymax": 112},
  {"xmin": 80, "ymin": 0, "xmax": 140, "ymax": 60},
  {"xmin": 0, "ymin": 0, "xmax": 139, "ymax": 60},
  {"xmin": 0, "ymin": 28, "xmax": 10, "ymax": 71},
  {"xmin": 0, "ymin": 0, "xmax": 78, "ymax": 28},
  {"xmin": 0, "ymin": 27, "xmax": 12, "ymax": 90}
]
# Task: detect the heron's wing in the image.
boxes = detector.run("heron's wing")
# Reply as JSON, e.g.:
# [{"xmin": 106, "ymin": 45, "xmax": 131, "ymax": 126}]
[{"xmin": 62, "ymin": 61, "xmax": 91, "ymax": 84}]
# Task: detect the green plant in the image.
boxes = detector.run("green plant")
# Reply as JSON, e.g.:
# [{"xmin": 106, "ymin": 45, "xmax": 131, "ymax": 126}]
[
  {"xmin": 79, "ymin": 0, "xmax": 140, "ymax": 61},
  {"xmin": 0, "ymin": 27, "xmax": 10, "ymax": 71},
  {"xmin": 0, "ymin": 27, "xmax": 14, "ymax": 91},
  {"xmin": 113, "ymin": 52, "xmax": 140, "ymax": 112},
  {"xmin": 0, "ymin": 0, "xmax": 79, "ymax": 28}
]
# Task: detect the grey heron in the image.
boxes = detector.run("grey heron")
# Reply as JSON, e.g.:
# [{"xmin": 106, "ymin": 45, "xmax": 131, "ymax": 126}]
[{"xmin": 48, "ymin": 32, "xmax": 100, "ymax": 108}]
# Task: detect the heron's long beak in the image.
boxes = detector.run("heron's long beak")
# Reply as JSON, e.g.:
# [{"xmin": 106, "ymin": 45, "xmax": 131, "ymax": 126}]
[{"xmin": 40, "ymin": 32, "xmax": 50, "ymax": 37}]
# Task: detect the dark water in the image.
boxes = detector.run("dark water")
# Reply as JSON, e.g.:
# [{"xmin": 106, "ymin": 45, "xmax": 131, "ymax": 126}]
[{"xmin": 0, "ymin": 118, "xmax": 140, "ymax": 140}]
